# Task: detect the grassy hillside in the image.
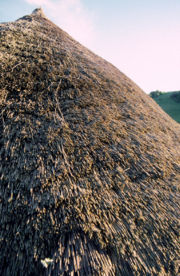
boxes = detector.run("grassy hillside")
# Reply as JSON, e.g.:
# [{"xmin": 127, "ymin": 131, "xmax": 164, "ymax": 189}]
[{"xmin": 150, "ymin": 91, "xmax": 180, "ymax": 123}]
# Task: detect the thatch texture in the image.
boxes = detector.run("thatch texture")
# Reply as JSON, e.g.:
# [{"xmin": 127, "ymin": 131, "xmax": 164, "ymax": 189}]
[{"xmin": 0, "ymin": 9, "xmax": 180, "ymax": 275}]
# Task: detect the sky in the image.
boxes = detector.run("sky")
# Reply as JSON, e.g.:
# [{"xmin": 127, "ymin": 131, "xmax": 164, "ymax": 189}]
[{"xmin": 0, "ymin": 0, "xmax": 180, "ymax": 93}]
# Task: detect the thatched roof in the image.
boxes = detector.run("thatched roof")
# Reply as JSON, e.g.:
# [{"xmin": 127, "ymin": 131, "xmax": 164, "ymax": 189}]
[{"xmin": 0, "ymin": 9, "xmax": 180, "ymax": 276}]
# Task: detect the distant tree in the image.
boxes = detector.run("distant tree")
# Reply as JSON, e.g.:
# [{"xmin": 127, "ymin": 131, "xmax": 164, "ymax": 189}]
[
  {"xmin": 150, "ymin": 90, "xmax": 164, "ymax": 98},
  {"xmin": 170, "ymin": 91, "xmax": 180, "ymax": 103}
]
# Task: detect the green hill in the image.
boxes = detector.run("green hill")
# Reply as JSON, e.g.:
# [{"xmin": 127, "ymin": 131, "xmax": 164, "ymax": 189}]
[{"xmin": 150, "ymin": 90, "xmax": 180, "ymax": 123}]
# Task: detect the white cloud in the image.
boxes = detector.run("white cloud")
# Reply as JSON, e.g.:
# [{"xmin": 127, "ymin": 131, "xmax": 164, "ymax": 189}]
[
  {"xmin": 25, "ymin": 0, "xmax": 96, "ymax": 48},
  {"xmin": 26, "ymin": 0, "xmax": 49, "ymax": 5}
]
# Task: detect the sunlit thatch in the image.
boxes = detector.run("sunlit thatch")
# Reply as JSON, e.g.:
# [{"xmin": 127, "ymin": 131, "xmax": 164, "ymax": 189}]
[{"xmin": 0, "ymin": 8, "xmax": 180, "ymax": 276}]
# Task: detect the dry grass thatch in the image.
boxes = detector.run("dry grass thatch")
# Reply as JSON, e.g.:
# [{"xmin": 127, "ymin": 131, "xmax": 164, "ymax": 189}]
[{"xmin": 0, "ymin": 8, "xmax": 180, "ymax": 276}]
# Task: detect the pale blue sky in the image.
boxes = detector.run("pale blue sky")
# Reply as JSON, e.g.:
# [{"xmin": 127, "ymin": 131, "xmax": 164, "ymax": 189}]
[{"xmin": 0, "ymin": 0, "xmax": 180, "ymax": 93}]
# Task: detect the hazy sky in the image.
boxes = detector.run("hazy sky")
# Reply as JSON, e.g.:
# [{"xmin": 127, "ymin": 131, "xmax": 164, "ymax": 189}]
[{"xmin": 0, "ymin": 0, "xmax": 180, "ymax": 93}]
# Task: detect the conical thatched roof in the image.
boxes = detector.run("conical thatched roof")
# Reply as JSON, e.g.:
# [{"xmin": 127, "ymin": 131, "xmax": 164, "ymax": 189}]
[{"xmin": 0, "ymin": 9, "xmax": 180, "ymax": 276}]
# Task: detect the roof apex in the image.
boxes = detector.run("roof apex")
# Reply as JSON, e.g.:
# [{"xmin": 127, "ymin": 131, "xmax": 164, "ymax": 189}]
[{"xmin": 31, "ymin": 8, "xmax": 47, "ymax": 18}]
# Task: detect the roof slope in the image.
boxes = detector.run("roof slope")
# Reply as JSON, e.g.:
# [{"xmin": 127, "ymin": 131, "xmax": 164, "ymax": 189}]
[{"xmin": 0, "ymin": 9, "xmax": 180, "ymax": 276}]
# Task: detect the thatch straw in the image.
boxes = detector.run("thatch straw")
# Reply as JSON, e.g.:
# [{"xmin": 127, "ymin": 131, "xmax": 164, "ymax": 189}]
[{"xmin": 0, "ymin": 8, "xmax": 180, "ymax": 275}]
